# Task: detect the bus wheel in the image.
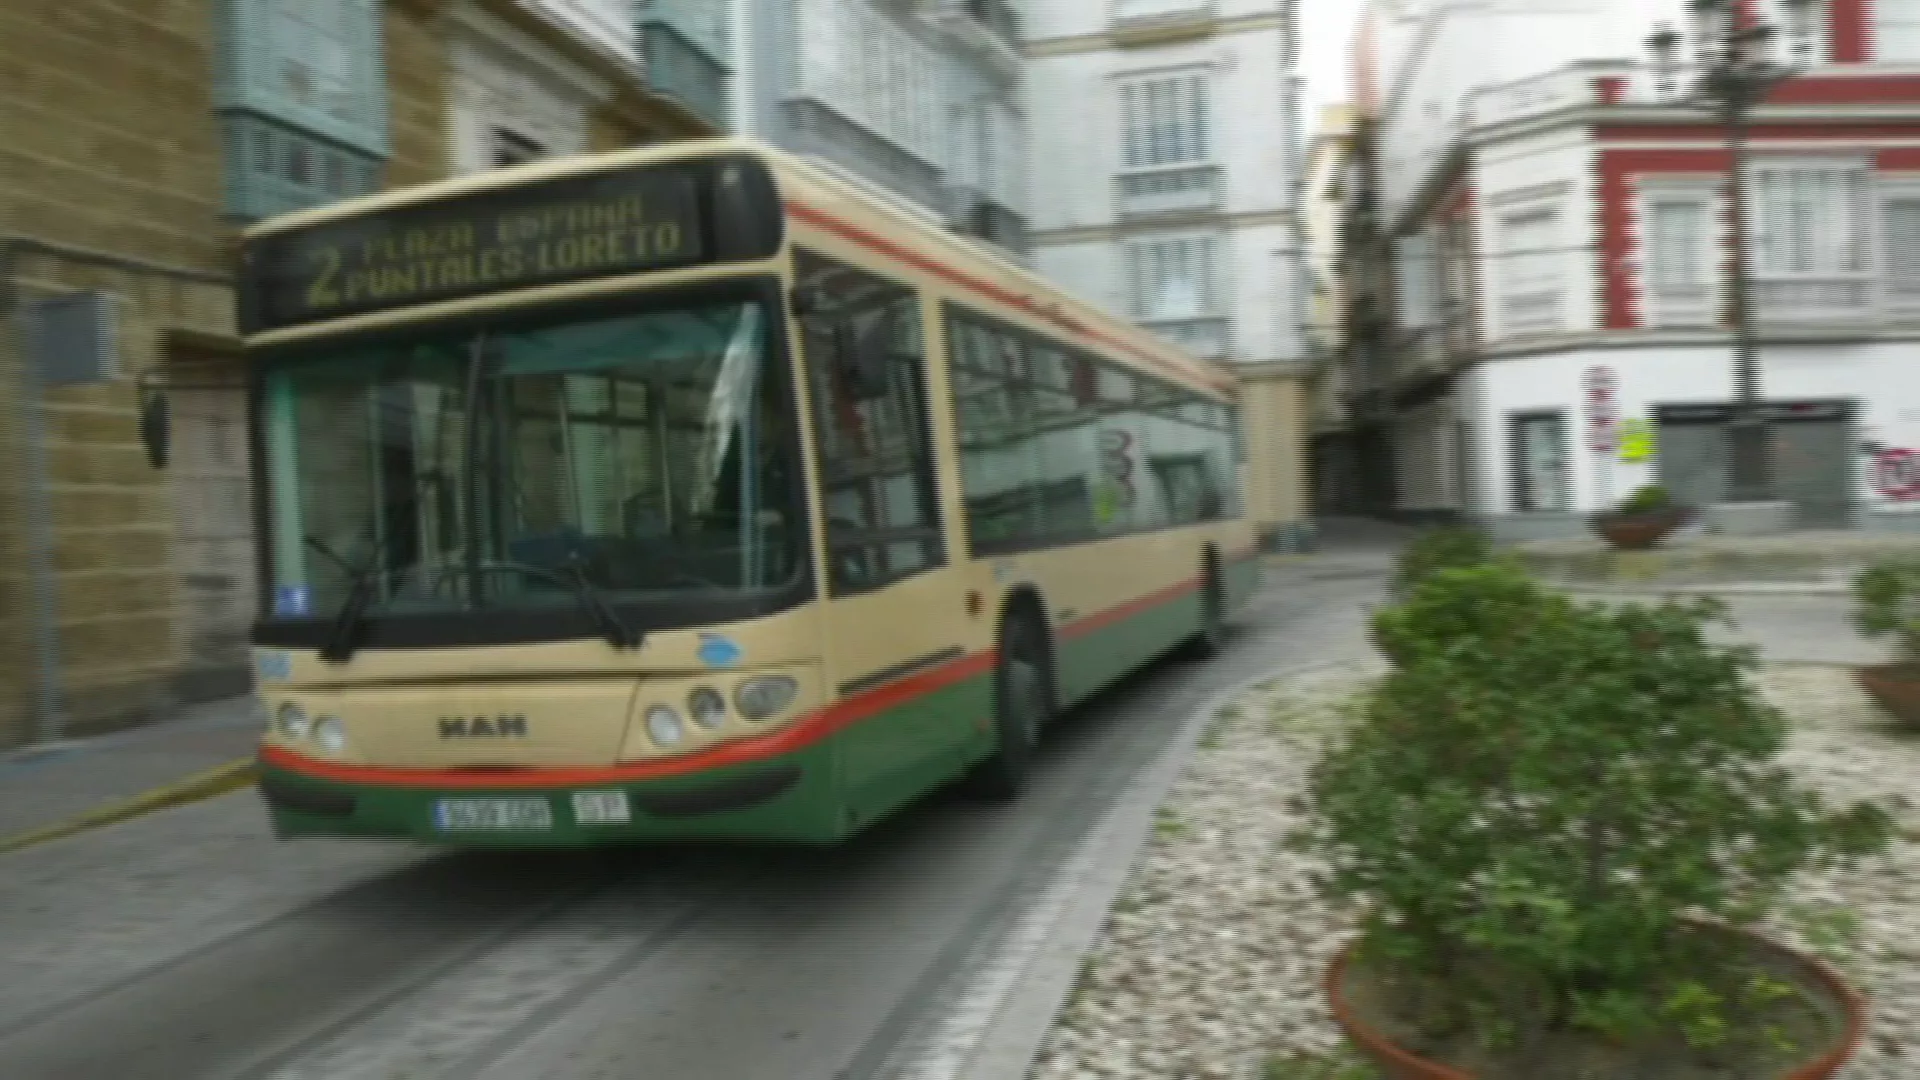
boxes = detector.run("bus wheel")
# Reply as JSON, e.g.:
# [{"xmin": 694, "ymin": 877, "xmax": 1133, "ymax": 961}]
[
  {"xmin": 1186, "ymin": 561, "xmax": 1226, "ymax": 659},
  {"xmin": 965, "ymin": 608, "xmax": 1051, "ymax": 801}
]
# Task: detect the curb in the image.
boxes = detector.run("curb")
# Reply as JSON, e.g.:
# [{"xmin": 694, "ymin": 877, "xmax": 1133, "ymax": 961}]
[
  {"xmin": 0, "ymin": 757, "xmax": 257, "ymax": 857},
  {"xmin": 898, "ymin": 657, "xmax": 1374, "ymax": 1080}
]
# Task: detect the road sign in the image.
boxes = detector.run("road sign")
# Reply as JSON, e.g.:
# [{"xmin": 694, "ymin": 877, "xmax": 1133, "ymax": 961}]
[
  {"xmin": 1875, "ymin": 447, "xmax": 1920, "ymax": 501},
  {"xmin": 1583, "ymin": 366, "xmax": 1619, "ymax": 453}
]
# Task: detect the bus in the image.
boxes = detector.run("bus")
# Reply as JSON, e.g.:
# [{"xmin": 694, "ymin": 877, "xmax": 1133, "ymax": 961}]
[{"xmin": 238, "ymin": 138, "xmax": 1260, "ymax": 846}]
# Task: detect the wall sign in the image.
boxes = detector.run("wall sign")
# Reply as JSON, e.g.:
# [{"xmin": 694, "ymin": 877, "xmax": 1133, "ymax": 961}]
[{"xmin": 1617, "ymin": 417, "xmax": 1654, "ymax": 463}]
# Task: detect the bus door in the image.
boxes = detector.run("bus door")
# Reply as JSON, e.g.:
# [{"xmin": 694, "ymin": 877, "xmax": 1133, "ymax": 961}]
[{"xmin": 794, "ymin": 251, "xmax": 972, "ymax": 793}]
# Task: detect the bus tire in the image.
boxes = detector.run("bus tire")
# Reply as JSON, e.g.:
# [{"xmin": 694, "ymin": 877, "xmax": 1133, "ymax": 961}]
[
  {"xmin": 964, "ymin": 606, "xmax": 1052, "ymax": 801},
  {"xmin": 1185, "ymin": 558, "xmax": 1226, "ymax": 659}
]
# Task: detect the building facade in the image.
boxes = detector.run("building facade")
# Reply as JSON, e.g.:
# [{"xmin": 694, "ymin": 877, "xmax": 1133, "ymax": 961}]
[
  {"xmin": 1024, "ymin": 0, "xmax": 1310, "ymax": 549},
  {"xmin": 1300, "ymin": 105, "xmax": 1358, "ymax": 514},
  {"xmin": 731, "ymin": 0, "xmax": 1031, "ymax": 262},
  {"xmin": 1350, "ymin": 0, "xmax": 1920, "ymax": 539},
  {"xmin": 0, "ymin": 0, "xmax": 709, "ymax": 749}
]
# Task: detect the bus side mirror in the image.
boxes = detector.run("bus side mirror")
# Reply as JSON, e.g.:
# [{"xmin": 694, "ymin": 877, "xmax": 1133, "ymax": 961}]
[
  {"xmin": 138, "ymin": 383, "xmax": 170, "ymax": 470},
  {"xmin": 842, "ymin": 314, "xmax": 894, "ymax": 401}
]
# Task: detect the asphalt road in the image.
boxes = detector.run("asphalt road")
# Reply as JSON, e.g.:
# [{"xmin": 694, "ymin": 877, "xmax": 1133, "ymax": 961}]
[{"xmin": 0, "ymin": 559, "xmax": 1392, "ymax": 1080}]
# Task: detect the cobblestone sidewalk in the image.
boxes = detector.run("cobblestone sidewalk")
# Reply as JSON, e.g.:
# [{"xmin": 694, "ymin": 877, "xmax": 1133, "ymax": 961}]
[{"xmin": 1028, "ymin": 662, "xmax": 1920, "ymax": 1080}]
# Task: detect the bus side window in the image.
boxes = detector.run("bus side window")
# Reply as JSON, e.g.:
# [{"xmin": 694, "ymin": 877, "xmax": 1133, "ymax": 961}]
[{"xmin": 794, "ymin": 251, "xmax": 947, "ymax": 596}]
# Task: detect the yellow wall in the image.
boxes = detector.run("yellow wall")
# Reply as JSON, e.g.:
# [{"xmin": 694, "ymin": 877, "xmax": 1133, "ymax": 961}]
[
  {"xmin": 0, "ymin": 1, "xmax": 705, "ymax": 746},
  {"xmin": 1238, "ymin": 367, "xmax": 1310, "ymax": 544}
]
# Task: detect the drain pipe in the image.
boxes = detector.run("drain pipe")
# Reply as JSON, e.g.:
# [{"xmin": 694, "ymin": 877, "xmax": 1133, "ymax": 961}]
[{"xmin": 0, "ymin": 239, "xmax": 67, "ymax": 746}]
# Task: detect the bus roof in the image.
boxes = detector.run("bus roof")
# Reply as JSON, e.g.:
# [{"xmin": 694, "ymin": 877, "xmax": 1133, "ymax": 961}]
[{"xmin": 241, "ymin": 138, "xmax": 1237, "ymax": 397}]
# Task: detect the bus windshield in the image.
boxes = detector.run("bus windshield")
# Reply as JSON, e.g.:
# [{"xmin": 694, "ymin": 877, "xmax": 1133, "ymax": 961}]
[{"xmin": 258, "ymin": 291, "xmax": 804, "ymax": 630}]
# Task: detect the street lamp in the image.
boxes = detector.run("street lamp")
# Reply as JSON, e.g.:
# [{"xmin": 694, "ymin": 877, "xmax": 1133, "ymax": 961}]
[{"xmin": 1646, "ymin": 0, "xmax": 1816, "ymax": 514}]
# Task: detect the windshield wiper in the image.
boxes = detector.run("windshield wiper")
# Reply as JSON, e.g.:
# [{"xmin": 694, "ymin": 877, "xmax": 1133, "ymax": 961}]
[
  {"xmin": 306, "ymin": 536, "xmax": 383, "ymax": 664},
  {"xmin": 560, "ymin": 556, "xmax": 643, "ymax": 652}
]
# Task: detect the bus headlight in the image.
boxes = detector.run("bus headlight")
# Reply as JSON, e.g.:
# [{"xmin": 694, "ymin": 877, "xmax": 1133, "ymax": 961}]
[
  {"xmin": 313, "ymin": 716, "xmax": 347, "ymax": 754},
  {"xmin": 687, "ymin": 687, "xmax": 727, "ymax": 730},
  {"xmin": 276, "ymin": 703, "xmax": 310, "ymax": 740},
  {"xmin": 645, "ymin": 705, "xmax": 686, "ymax": 747},
  {"xmin": 734, "ymin": 676, "xmax": 799, "ymax": 720}
]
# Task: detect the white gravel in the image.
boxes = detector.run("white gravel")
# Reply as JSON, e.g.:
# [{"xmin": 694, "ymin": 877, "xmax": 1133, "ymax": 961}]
[{"xmin": 1026, "ymin": 661, "xmax": 1920, "ymax": 1080}]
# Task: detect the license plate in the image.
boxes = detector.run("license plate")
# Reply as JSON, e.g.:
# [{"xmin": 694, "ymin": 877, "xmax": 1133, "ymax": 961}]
[
  {"xmin": 433, "ymin": 798, "xmax": 554, "ymax": 832},
  {"xmin": 572, "ymin": 790, "xmax": 631, "ymax": 825}
]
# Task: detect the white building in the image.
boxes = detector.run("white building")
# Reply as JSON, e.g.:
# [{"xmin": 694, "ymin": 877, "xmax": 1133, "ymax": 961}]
[
  {"xmin": 1354, "ymin": 0, "xmax": 1920, "ymax": 538},
  {"xmin": 1023, "ymin": 0, "xmax": 1311, "ymax": 547},
  {"xmin": 727, "ymin": 0, "xmax": 1031, "ymax": 263},
  {"xmin": 441, "ymin": 0, "xmax": 715, "ymax": 176}
]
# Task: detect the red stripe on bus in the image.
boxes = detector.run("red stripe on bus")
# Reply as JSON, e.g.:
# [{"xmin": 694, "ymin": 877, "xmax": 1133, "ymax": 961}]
[
  {"xmin": 261, "ymin": 573, "xmax": 1205, "ymax": 790},
  {"xmin": 1057, "ymin": 575, "xmax": 1200, "ymax": 641},
  {"xmin": 783, "ymin": 200, "xmax": 1234, "ymax": 395}
]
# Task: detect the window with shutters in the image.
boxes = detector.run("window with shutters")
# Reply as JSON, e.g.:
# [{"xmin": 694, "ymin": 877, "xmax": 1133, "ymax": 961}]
[
  {"xmin": 1115, "ymin": 68, "xmax": 1220, "ymax": 217},
  {"xmin": 1640, "ymin": 182, "xmax": 1717, "ymax": 328},
  {"xmin": 1393, "ymin": 231, "xmax": 1438, "ymax": 330},
  {"xmin": 213, "ymin": 0, "xmax": 388, "ymax": 221},
  {"xmin": 795, "ymin": 0, "xmax": 943, "ymax": 165},
  {"xmin": 1884, "ymin": 182, "xmax": 1920, "ymax": 319},
  {"xmin": 1880, "ymin": 0, "xmax": 1920, "ymax": 61},
  {"xmin": 1496, "ymin": 203, "xmax": 1563, "ymax": 338},
  {"xmin": 1123, "ymin": 233, "xmax": 1228, "ymax": 358},
  {"xmin": 1749, "ymin": 160, "xmax": 1874, "ymax": 320}
]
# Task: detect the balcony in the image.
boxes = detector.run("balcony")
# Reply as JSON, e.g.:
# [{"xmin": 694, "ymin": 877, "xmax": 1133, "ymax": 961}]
[
  {"xmin": 1110, "ymin": 0, "xmax": 1217, "ymax": 44},
  {"xmin": 642, "ymin": 22, "xmax": 729, "ymax": 130},
  {"xmin": 1645, "ymin": 281, "xmax": 1716, "ymax": 329},
  {"xmin": 1886, "ymin": 277, "xmax": 1920, "ymax": 323},
  {"xmin": 1142, "ymin": 316, "xmax": 1230, "ymax": 360},
  {"xmin": 1395, "ymin": 299, "xmax": 1476, "ymax": 385},
  {"xmin": 1754, "ymin": 276, "xmax": 1875, "ymax": 324},
  {"xmin": 938, "ymin": 0, "xmax": 1022, "ymax": 79},
  {"xmin": 1115, "ymin": 164, "xmax": 1222, "ymax": 219},
  {"xmin": 956, "ymin": 198, "xmax": 1031, "ymax": 260}
]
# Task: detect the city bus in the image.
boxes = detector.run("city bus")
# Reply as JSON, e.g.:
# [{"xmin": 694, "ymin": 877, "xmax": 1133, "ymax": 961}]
[{"xmin": 238, "ymin": 138, "xmax": 1260, "ymax": 846}]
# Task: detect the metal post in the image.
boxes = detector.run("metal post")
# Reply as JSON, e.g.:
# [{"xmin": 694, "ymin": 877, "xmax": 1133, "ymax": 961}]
[{"xmin": 1721, "ymin": 92, "xmax": 1773, "ymax": 502}]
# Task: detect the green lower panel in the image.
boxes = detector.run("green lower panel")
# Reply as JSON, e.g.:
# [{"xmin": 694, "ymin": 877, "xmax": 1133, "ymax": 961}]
[{"xmin": 1056, "ymin": 585, "xmax": 1205, "ymax": 706}]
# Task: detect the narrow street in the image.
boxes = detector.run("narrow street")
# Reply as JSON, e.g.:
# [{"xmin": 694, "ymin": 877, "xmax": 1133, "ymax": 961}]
[{"xmin": 0, "ymin": 557, "xmax": 1394, "ymax": 1080}]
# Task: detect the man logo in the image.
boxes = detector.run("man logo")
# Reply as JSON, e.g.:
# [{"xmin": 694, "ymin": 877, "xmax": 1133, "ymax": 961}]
[{"xmin": 438, "ymin": 715, "xmax": 530, "ymax": 739}]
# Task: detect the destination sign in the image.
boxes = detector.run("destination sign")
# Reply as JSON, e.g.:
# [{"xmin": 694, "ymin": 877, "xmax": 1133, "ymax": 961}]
[{"xmin": 238, "ymin": 156, "xmax": 784, "ymax": 334}]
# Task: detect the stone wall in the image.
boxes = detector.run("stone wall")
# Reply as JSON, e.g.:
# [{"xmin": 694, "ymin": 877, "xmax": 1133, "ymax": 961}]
[
  {"xmin": 0, "ymin": 0, "xmax": 227, "ymax": 272},
  {"xmin": 0, "ymin": 0, "xmax": 709, "ymax": 748}
]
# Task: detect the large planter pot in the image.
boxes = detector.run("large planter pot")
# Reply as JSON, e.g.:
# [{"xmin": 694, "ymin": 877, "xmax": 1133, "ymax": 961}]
[
  {"xmin": 1856, "ymin": 661, "xmax": 1920, "ymax": 725},
  {"xmin": 1325, "ymin": 926, "xmax": 1865, "ymax": 1080},
  {"xmin": 1588, "ymin": 506, "xmax": 1692, "ymax": 551}
]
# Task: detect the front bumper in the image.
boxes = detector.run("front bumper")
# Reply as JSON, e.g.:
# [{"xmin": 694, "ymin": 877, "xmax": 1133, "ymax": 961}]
[{"xmin": 257, "ymin": 742, "xmax": 845, "ymax": 847}]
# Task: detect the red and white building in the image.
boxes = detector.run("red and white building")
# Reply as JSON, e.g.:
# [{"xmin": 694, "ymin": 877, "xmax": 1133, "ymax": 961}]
[{"xmin": 1352, "ymin": 0, "xmax": 1920, "ymax": 538}]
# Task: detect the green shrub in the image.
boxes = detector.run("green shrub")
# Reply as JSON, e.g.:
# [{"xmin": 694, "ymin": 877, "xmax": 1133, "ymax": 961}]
[
  {"xmin": 1298, "ymin": 562, "xmax": 1894, "ymax": 1050},
  {"xmin": 1391, "ymin": 525, "xmax": 1495, "ymax": 598},
  {"xmin": 1851, "ymin": 556, "xmax": 1920, "ymax": 661},
  {"xmin": 1616, "ymin": 484, "xmax": 1673, "ymax": 515}
]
